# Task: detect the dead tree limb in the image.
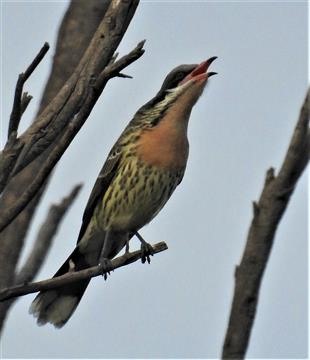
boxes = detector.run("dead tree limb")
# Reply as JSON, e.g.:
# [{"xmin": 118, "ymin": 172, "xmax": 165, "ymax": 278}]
[
  {"xmin": 0, "ymin": 241, "xmax": 168, "ymax": 302},
  {"xmin": 38, "ymin": 0, "xmax": 112, "ymax": 112},
  {"xmin": 0, "ymin": 40, "xmax": 145, "ymax": 233},
  {"xmin": 222, "ymin": 89, "xmax": 309, "ymax": 359},
  {"xmin": 7, "ymin": 43, "xmax": 50, "ymax": 140},
  {"xmin": 0, "ymin": 0, "xmax": 139, "ymax": 335},
  {"xmin": 9, "ymin": 1, "xmax": 140, "ymax": 179},
  {"xmin": 1, "ymin": 43, "xmax": 50, "ymax": 193},
  {"xmin": 0, "ymin": 0, "xmax": 140, "ymax": 192}
]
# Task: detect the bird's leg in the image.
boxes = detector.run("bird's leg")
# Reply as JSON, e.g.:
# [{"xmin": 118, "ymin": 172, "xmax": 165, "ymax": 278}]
[
  {"xmin": 125, "ymin": 241, "xmax": 130, "ymax": 254},
  {"xmin": 135, "ymin": 231, "xmax": 154, "ymax": 264},
  {"xmin": 122, "ymin": 233, "xmax": 130, "ymax": 259},
  {"xmin": 125, "ymin": 234, "xmax": 130, "ymax": 255},
  {"xmin": 99, "ymin": 231, "xmax": 113, "ymax": 280}
]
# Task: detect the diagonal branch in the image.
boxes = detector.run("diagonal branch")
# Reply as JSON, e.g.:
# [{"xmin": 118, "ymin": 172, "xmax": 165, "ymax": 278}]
[
  {"xmin": 14, "ymin": 184, "xmax": 82, "ymax": 285},
  {"xmin": 0, "ymin": 0, "xmax": 140, "ymax": 194},
  {"xmin": 0, "ymin": 1, "xmax": 116, "ymax": 335},
  {"xmin": 0, "ymin": 241, "xmax": 168, "ymax": 302},
  {"xmin": 222, "ymin": 89, "xmax": 309, "ymax": 359},
  {"xmin": 0, "ymin": 44, "xmax": 50, "ymax": 193},
  {"xmin": 9, "ymin": 1, "xmax": 140, "ymax": 179},
  {"xmin": 0, "ymin": 40, "xmax": 145, "ymax": 233},
  {"xmin": 8, "ymin": 43, "xmax": 50, "ymax": 139},
  {"xmin": 95, "ymin": 39, "xmax": 145, "ymax": 87}
]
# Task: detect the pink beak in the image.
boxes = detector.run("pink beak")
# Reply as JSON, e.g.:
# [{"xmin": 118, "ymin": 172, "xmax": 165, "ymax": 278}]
[{"xmin": 180, "ymin": 56, "xmax": 217, "ymax": 85}]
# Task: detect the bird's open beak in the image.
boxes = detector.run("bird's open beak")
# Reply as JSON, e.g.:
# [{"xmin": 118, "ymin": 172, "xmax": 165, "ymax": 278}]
[{"xmin": 180, "ymin": 56, "xmax": 217, "ymax": 85}]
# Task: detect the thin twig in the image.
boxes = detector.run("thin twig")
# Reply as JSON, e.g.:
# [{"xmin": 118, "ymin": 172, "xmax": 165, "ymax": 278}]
[
  {"xmin": 117, "ymin": 73, "xmax": 133, "ymax": 79},
  {"xmin": 15, "ymin": 184, "xmax": 82, "ymax": 285},
  {"xmin": 95, "ymin": 39, "xmax": 145, "ymax": 88},
  {"xmin": 8, "ymin": 43, "xmax": 49, "ymax": 139},
  {"xmin": 222, "ymin": 89, "xmax": 309, "ymax": 359},
  {"xmin": 23, "ymin": 42, "xmax": 50, "ymax": 82},
  {"xmin": 0, "ymin": 40, "xmax": 145, "ymax": 233},
  {"xmin": 0, "ymin": 241, "xmax": 168, "ymax": 302}
]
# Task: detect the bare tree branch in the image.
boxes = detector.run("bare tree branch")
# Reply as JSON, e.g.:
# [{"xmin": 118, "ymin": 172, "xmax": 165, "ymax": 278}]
[
  {"xmin": 0, "ymin": 40, "xmax": 145, "ymax": 233},
  {"xmin": 14, "ymin": 184, "xmax": 82, "ymax": 285},
  {"xmin": 38, "ymin": 0, "xmax": 112, "ymax": 113},
  {"xmin": 95, "ymin": 39, "xmax": 145, "ymax": 87},
  {"xmin": 222, "ymin": 89, "xmax": 309, "ymax": 359},
  {"xmin": 1, "ymin": 0, "xmax": 140, "ymax": 184},
  {"xmin": 0, "ymin": 44, "xmax": 50, "ymax": 192},
  {"xmin": 7, "ymin": 43, "xmax": 50, "ymax": 140},
  {"xmin": 0, "ymin": 0, "xmax": 138, "ymax": 334},
  {"xmin": 0, "ymin": 135, "xmax": 23, "ymax": 193},
  {"xmin": 0, "ymin": 242, "xmax": 168, "ymax": 302}
]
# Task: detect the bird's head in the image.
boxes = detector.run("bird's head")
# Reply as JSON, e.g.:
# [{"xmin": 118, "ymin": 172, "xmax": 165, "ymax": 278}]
[{"xmin": 135, "ymin": 56, "xmax": 217, "ymax": 126}]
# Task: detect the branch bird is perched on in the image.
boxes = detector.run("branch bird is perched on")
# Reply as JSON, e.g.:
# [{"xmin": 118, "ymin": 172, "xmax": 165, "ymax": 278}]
[{"xmin": 30, "ymin": 57, "xmax": 217, "ymax": 327}]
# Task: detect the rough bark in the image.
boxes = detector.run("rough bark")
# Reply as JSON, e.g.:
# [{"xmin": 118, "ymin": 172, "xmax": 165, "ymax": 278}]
[
  {"xmin": 0, "ymin": 0, "xmax": 140, "ymax": 335},
  {"xmin": 0, "ymin": 40, "xmax": 145, "ymax": 232}
]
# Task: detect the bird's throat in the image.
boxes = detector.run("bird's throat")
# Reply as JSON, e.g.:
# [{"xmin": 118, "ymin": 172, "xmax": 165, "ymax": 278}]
[{"xmin": 136, "ymin": 108, "xmax": 190, "ymax": 170}]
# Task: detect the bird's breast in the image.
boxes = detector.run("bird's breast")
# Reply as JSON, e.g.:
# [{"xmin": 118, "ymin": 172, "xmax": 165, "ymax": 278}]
[{"xmin": 135, "ymin": 118, "xmax": 189, "ymax": 170}]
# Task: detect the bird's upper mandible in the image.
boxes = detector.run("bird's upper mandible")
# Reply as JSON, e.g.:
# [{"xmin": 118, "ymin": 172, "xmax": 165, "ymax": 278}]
[{"xmin": 159, "ymin": 56, "xmax": 217, "ymax": 92}]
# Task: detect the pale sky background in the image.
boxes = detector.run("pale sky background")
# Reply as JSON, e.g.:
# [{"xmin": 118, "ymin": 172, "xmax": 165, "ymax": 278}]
[{"xmin": 0, "ymin": 1, "xmax": 308, "ymax": 358}]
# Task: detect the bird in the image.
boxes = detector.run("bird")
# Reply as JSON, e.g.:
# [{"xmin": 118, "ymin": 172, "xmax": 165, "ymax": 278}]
[{"xmin": 29, "ymin": 56, "xmax": 217, "ymax": 327}]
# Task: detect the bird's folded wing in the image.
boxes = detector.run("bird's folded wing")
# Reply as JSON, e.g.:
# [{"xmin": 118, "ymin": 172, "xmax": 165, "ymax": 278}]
[{"xmin": 76, "ymin": 146, "xmax": 122, "ymax": 243}]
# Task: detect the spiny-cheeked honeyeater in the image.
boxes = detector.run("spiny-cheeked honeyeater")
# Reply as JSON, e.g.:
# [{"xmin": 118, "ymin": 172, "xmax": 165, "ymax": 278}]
[{"xmin": 30, "ymin": 57, "xmax": 217, "ymax": 327}]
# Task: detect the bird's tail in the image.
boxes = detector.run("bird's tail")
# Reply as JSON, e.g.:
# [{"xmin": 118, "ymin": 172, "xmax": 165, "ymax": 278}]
[{"xmin": 29, "ymin": 247, "xmax": 91, "ymax": 328}]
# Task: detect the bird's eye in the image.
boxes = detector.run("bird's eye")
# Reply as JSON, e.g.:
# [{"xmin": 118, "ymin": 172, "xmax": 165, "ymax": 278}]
[{"xmin": 176, "ymin": 72, "xmax": 189, "ymax": 86}]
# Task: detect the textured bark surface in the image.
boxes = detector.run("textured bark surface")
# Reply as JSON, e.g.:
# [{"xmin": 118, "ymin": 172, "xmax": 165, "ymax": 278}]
[
  {"xmin": 0, "ymin": 39, "xmax": 145, "ymax": 233},
  {"xmin": 222, "ymin": 89, "xmax": 309, "ymax": 359},
  {"xmin": 38, "ymin": 0, "xmax": 111, "ymax": 113},
  {"xmin": 0, "ymin": 0, "xmax": 125, "ymax": 334}
]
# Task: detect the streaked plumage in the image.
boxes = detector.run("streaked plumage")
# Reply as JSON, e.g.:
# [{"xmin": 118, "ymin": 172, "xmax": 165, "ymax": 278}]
[{"xmin": 30, "ymin": 57, "xmax": 216, "ymax": 327}]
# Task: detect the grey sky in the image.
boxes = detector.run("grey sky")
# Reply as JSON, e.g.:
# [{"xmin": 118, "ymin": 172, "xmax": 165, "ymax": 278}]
[{"xmin": 1, "ymin": 1, "xmax": 308, "ymax": 358}]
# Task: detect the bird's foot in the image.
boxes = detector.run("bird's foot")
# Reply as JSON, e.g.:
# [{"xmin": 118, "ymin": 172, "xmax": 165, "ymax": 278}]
[
  {"xmin": 98, "ymin": 257, "xmax": 112, "ymax": 280},
  {"xmin": 135, "ymin": 232, "xmax": 154, "ymax": 264},
  {"xmin": 140, "ymin": 241, "xmax": 154, "ymax": 264}
]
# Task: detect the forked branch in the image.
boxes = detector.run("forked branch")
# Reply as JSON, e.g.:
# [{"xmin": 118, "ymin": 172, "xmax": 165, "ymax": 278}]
[
  {"xmin": 0, "ymin": 0, "xmax": 140, "ymax": 195},
  {"xmin": 0, "ymin": 40, "xmax": 145, "ymax": 233}
]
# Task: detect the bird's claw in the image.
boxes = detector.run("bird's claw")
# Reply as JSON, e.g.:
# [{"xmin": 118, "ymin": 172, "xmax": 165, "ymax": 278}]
[
  {"xmin": 99, "ymin": 257, "xmax": 112, "ymax": 280},
  {"xmin": 141, "ymin": 242, "xmax": 154, "ymax": 264}
]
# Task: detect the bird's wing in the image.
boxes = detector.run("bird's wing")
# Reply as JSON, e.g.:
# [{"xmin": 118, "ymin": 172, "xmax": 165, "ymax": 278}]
[{"xmin": 76, "ymin": 146, "xmax": 122, "ymax": 243}]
